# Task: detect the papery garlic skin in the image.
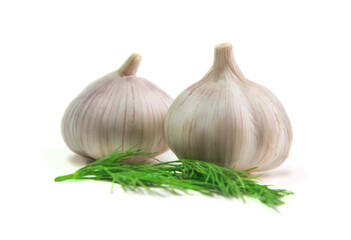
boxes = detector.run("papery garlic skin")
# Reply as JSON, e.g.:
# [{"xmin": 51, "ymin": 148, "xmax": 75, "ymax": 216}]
[
  {"xmin": 164, "ymin": 43, "xmax": 292, "ymax": 171},
  {"xmin": 62, "ymin": 53, "xmax": 173, "ymax": 163}
]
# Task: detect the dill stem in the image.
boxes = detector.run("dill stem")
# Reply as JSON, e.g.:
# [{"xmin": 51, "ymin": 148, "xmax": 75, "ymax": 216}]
[{"xmin": 55, "ymin": 174, "xmax": 75, "ymax": 182}]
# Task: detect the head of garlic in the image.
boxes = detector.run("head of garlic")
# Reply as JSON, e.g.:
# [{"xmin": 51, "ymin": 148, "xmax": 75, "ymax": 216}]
[
  {"xmin": 62, "ymin": 53, "xmax": 173, "ymax": 163},
  {"xmin": 164, "ymin": 43, "xmax": 292, "ymax": 171}
]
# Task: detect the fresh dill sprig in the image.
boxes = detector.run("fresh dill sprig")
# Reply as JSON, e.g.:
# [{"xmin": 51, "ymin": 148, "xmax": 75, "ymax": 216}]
[{"xmin": 55, "ymin": 148, "xmax": 293, "ymax": 209}]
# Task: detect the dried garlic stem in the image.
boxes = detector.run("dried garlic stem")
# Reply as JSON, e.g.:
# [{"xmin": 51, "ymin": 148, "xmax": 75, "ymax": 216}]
[{"xmin": 118, "ymin": 53, "xmax": 142, "ymax": 76}]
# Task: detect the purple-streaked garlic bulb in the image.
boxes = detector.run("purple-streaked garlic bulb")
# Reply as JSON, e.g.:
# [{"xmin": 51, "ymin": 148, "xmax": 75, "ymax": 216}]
[
  {"xmin": 62, "ymin": 53, "xmax": 173, "ymax": 163},
  {"xmin": 165, "ymin": 43, "xmax": 292, "ymax": 171}
]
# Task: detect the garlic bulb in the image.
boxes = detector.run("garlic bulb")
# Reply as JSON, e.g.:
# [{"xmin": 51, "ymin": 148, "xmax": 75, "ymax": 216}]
[
  {"xmin": 164, "ymin": 43, "xmax": 292, "ymax": 171},
  {"xmin": 62, "ymin": 53, "xmax": 173, "ymax": 163}
]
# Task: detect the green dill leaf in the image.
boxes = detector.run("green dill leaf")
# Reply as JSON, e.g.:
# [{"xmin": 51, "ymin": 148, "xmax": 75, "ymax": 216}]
[{"xmin": 55, "ymin": 148, "xmax": 293, "ymax": 209}]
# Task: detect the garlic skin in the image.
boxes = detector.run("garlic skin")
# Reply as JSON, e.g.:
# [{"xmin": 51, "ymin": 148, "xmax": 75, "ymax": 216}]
[
  {"xmin": 62, "ymin": 53, "xmax": 173, "ymax": 163},
  {"xmin": 164, "ymin": 43, "xmax": 292, "ymax": 171}
]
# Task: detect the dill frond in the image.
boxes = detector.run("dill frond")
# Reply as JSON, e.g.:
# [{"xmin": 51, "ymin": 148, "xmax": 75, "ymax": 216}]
[{"xmin": 55, "ymin": 148, "xmax": 293, "ymax": 209}]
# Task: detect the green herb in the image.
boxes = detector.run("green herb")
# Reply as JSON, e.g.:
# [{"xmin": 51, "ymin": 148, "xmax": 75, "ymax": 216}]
[{"xmin": 55, "ymin": 148, "xmax": 293, "ymax": 209}]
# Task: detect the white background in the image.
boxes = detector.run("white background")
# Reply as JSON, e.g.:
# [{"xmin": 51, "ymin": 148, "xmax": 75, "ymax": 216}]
[{"xmin": 1, "ymin": 0, "xmax": 350, "ymax": 239}]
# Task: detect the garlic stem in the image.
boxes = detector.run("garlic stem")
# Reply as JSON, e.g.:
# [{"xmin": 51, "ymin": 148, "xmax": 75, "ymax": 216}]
[
  {"xmin": 118, "ymin": 53, "xmax": 142, "ymax": 76},
  {"xmin": 213, "ymin": 43, "xmax": 246, "ymax": 81}
]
